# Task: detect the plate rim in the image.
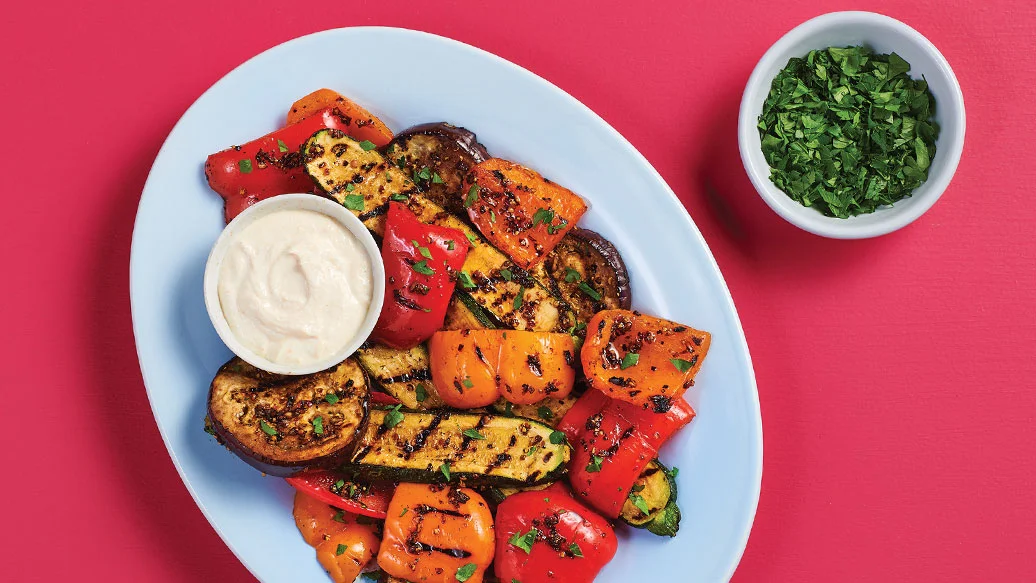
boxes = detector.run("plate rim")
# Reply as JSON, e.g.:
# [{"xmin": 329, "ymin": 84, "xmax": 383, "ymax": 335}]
[{"xmin": 130, "ymin": 25, "xmax": 763, "ymax": 582}]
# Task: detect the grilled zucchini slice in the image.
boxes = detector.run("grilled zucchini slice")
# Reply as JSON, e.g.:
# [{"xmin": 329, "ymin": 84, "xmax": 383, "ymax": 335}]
[
  {"xmin": 349, "ymin": 409, "xmax": 570, "ymax": 487},
  {"xmin": 491, "ymin": 395, "xmax": 578, "ymax": 428},
  {"xmin": 355, "ymin": 343, "xmax": 442, "ymax": 409},
  {"xmin": 444, "ymin": 293, "xmax": 496, "ymax": 330},
  {"xmin": 206, "ymin": 357, "xmax": 369, "ymax": 477},
  {"xmin": 619, "ymin": 459, "xmax": 681, "ymax": 536},
  {"xmin": 303, "ymin": 129, "xmax": 573, "ymax": 332}
]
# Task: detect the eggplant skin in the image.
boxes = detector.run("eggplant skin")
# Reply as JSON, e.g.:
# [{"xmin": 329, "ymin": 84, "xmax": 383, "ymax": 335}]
[
  {"xmin": 206, "ymin": 357, "xmax": 370, "ymax": 477},
  {"xmin": 543, "ymin": 227, "xmax": 632, "ymax": 328},
  {"xmin": 384, "ymin": 122, "xmax": 490, "ymax": 217}
]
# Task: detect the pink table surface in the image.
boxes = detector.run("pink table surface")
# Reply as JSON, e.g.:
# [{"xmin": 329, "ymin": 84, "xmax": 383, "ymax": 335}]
[{"xmin": 4, "ymin": 0, "xmax": 1034, "ymax": 580}]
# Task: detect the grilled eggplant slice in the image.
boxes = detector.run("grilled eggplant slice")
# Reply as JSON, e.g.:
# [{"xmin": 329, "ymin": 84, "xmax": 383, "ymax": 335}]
[
  {"xmin": 491, "ymin": 395, "xmax": 578, "ymax": 427},
  {"xmin": 207, "ymin": 357, "xmax": 369, "ymax": 477},
  {"xmin": 349, "ymin": 409, "xmax": 570, "ymax": 487},
  {"xmin": 304, "ymin": 129, "xmax": 572, "ymax": 332},
  {"xmin": 619, "ymin": 459, "xmax": 681, "ymax": 536},
  {"xmin": 543, "ymin": 227, "xmax": 632, "ymax": 330},
  {"xmin": 384, "ymin": 122, "xmax": 490, "ymax": 217},
  {"xmin": 355, "ymin": 343, "xmax": 442, "ymax": 409}
]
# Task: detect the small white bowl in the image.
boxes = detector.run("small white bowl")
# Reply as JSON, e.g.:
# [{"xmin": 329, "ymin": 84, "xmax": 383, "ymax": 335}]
[
  {"xmin": 738, "ymin": 11, "xmax": 965, "ymax": 239},
  {"xmin": 203, "ymin": 194, "xmax": 385, "ymax": 375}
]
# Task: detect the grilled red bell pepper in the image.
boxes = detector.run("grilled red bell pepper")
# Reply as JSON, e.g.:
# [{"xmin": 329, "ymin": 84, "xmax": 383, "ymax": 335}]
[
  {"xmin": 285, "ymin": 470, "xmax": 394, "ymax": 519},
  {"xmin": 204, "ymin": 107, "xmax": 350, "ymax": 222},
  {"xmin": 373, "ymin": 202, "xmax": 470, "ymax": 349},
  {"xmin": 494, "ymin": 484, "xmax": 617, "ymax": 583},
  {"xmin": 567, "ymin": 401, "xmax": 656, "ymax": 518},
  {"xmin": 558, "ymin": 389, "xmax": 694, "ymax": 516}
]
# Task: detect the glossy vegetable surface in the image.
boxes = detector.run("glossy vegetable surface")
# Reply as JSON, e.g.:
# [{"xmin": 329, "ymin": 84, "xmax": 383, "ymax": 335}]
[
  {"xmin": 285, "ymin": 469, "xmax": 393, "ymax": 519},
  {"xmin": 374, "ymin": 202, "xmax": 470, "ymax": 349},
  {"xmin": 286, "ymin": 88, "xmax": 394, "ymax": 147},
  {"xmin": 463, "ymin": 158, "xmax": 587, "ymax": 269},
  {"xmin": 293, "ymin": 491, "xmax": 380, "ymax": 583},
  {"xmin": 378, "ymin": 484, "xmax": 495, "ymax": 583},
  {"xmin": 204, "ymin": 107, "xmax": 348, "ymax": 222},
  {"xmin": 581, "ymin": 310, "xmax": 711, "ymax": 408},
  {"xmin": 494, "ymin": 484, "xmax": 617, "ymax": 583}
]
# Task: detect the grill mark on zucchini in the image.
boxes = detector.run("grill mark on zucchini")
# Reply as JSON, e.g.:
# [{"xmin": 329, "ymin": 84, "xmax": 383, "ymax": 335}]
[
  {"xmin": 402, "ymin": 410, "xmax": 449, "ymax": 459},
  {"xmin": 382, "ymin": 368, "xmax": 432, "ymax": 385},
  {"xmin": 304, "ymin": 129, "xmax": 573, "ymax": 332}
]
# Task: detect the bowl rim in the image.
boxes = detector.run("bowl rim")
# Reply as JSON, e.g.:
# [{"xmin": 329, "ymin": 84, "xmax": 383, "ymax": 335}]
[
  {"xmin": 202, "ymin": 194, "xmax": 385, "ymax": 375},
  {"xmin": 737, "ymin": 10, "xmax": 966, "ymax": 239}
]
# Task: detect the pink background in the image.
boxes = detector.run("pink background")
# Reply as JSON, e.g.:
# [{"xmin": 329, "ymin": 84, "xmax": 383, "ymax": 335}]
[{"xmin": 3, "ymin": 0, "xmax": 1034, "ymax": 580}]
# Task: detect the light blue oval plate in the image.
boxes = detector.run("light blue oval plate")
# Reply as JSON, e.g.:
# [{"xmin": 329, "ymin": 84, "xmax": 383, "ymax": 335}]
[{"xmin": 130, "ymin": 27, "xmax": 762, "ymax": 583}]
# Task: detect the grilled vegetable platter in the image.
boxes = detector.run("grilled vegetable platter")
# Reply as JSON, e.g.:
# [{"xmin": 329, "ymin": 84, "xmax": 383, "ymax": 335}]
[{"xmin": 202, "ymin": 88, "xmax": 714, "ymax": 583}]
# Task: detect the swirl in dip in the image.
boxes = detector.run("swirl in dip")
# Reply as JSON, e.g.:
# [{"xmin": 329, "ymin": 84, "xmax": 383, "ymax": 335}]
[{"xmin": 217, "ymin": 208, "xmax": 373, "ymax": 367}]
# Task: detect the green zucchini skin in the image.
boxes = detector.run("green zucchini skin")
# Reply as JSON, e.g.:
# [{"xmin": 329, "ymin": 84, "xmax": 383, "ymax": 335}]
[
  {"xmin": 620, "ymin": 459, "xmax": 681, "ymax": 536},
  {"xmin": 349, "ymin": 409, "xmax": 570, "ymax": 487}
]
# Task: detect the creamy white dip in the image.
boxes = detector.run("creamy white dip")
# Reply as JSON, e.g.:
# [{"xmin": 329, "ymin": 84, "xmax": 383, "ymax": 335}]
[{"xmin": 217, "ymin": 208, "xmax": 372, "ymax": 367}]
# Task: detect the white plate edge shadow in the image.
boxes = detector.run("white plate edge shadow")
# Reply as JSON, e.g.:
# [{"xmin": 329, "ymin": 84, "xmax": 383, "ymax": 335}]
[{"xmin": 129, "ymin": 26, "xmax": 762, "ymax": 583}]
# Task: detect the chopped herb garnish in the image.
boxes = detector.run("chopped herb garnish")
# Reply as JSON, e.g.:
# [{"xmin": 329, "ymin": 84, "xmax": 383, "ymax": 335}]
[
  {"xmin": 490, "ymin": 210, "xmax": 496, "ymax": 223},
  {"xmin": 463, "ymin": 429, "xmax": 485, "ymax": 440},
  {"xmin": 537, "ymin": 406, "xmax": 553, "ymax": 420},
  {"xmin": 569, "ymin": 542, "xmax": 584, "ymax": 558},
  {"xmin": 331, "ymin": 479, "xmax": 345, "ymax": 494},
  {"xmin": 312, "ymin": 416, "xmax": 324, "ymax": 435},
  {"xmin": 400, "ymin": 507, "xmax": 409, "ymax": 517},
  {"xmin": 342, "ymin": 194, "xmax": 365, "ymax": 211},
  {"xmin": 465, "ymin": 231, "xmax": 478, "ymax": 244},
  {"xmin": 336, "ymin": 543, "xmax": 347, "ymax": 556},
  {"xmin": 670, "ymin": 358, "xmax": 694, "ymax": 373},
  {"xmin": 549, "ymin": 430, "xmax": 567, "ymax": 445},
  {"xmin": 415, "ymin": 167, "xmax": 432, "ymax": 182},
  {"xmin": 325, "ymin": 393, "xmax": 340, "ymax": 405},
  {"xmin": 586, "ymin": 454, "xmax": 603, "ymax": 473},
  {"xmin": 669, "ymin": 466, "xmax": 680, "ymax": 478},
  {"xmin": 332, "ymin": 510, "xmax": 346, "ymax": 523},
  {"xmin": 277, "ymin": 139, "xmax": 289, "ymax": 153},
  {"xmin": 345, "ymin": 183, "xmax": 355, "ymax": 192},
  {"xmin": 383, "ymin": 404, "xmax": 405, "ymax": 429},
  {"xmin": 462, "ymin": 377, "xmax": 474, "ymax": 389},
  {"xmin": 396, "ymin": 156, "xmax": 406, "ymax": 169},
  {"xmin": 465, "ymin": 185, "xmax": 479, "ymax": 208},
  {"xmin": 578, "ymin": 282, "xmax": 602, "ymax": 301},
  {"xmin": 259, "ymin": 420, "xmax": 277, "ymax": 436},
  {"xmin": 418, "ymin": 245, "xmax": 433, "ymax": 260},
  {"xmin": 620, "ymin": 353, "xmax": 639, "ymax": 370},
  {"xmin": 563, "ymin": 267, "xmax": 581, "ymax": 283},
  {"xmin": 514, "ymin": 286, "xmax": 525, "ymax": 310},
  {"xmin": 458, "ymin": 270, "xmax": 477, "ymax": 289},
  {"xmin": 547, "ymin": 218, "xmax": 569, "ymax": 235},
  {"xmin": 238, "ymin": 159, "xmax": 253, "ymax": 173},
  {"xmin": 440, "ymin": 462, "xmax": 451, "ymax": 481},
  {"xmin": 415, "ymin": 383, "xmax": 428, "ymax": 402},
  {"xmin": 347, "ymin": 484, "xmax": 356, "ymax": 498},
  {"xmin": 508, "ymin": 528, "xmax": 538, "ymax": 554},
  {"xmin": 526, "ymin": 446, "xmax": 540, "ymax": 456},
  {"xmin": 500, "ymin": 268, "xmax": 513, "ymax": 281},
  {"xmin": 358, "ymin": 140, "xmax": 377, "ymax": 151},
  {"xmin": 629, "ymin": 492, "xmax": 652, "ymax": 515},
  {"xmin": 446, "ymin": 240, "xmax": 455, "ymax": 250},
  {"xmin": 531, "ymin": 207, "xmax": 555, "ymax": 226},
  {"xmin": 758, "ymin": 46, "xmax": 939, "ymax": 218},
  {"xmin": 411, "ymin": 260, "xmax": 435, "ymax": 275},
  {"xmin": 455, "ymin": 563, "xmax": 477, "ymax": 582},
  {"xmin": 432, "ymin": 172, "xmax": 444, "ymax": 184},
  {"xmin": 389, "ymin": 193, "xmax": 409, "ymax": 202}
]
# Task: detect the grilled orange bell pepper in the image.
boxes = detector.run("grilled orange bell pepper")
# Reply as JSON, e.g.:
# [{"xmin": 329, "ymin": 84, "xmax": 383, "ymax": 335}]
[
  {"xmin": 463, "ymin": 158, "xmax": 587, "ymax": 269},
  {"xmin": 430, "ymin": 330, "xmax": 577, "ymax": 407},
  {"xmin": 429, "ymin": 330, "xmax": 502, "ymax": 408},
  {"xmin": 498, "ymin": 331, "xmax": 576, "ymax": 405},
  {"xmin": 286, "ymin": 88, "xmax": 394, "ymax": 147},
  {"xmin": 378, "ymin": 484, "xmax": 495, "ymax": 583},
  {"xmin": 293, "ymin": 491, "xmax": 380, "ymax": 583},
  {"xmin": 581, "ymin": 310, "xmax": 711, "ymax": 409}
]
